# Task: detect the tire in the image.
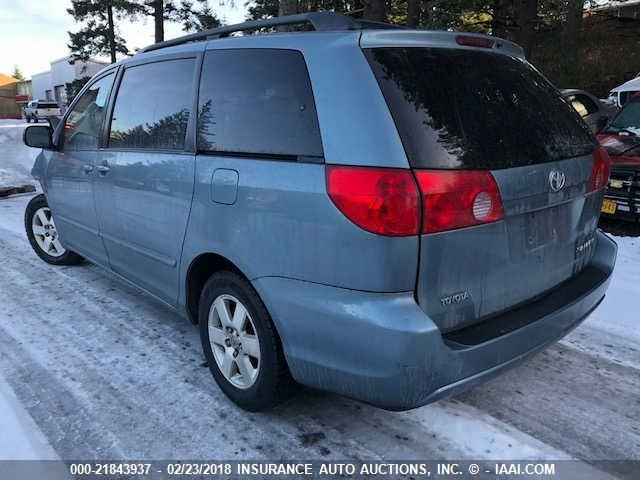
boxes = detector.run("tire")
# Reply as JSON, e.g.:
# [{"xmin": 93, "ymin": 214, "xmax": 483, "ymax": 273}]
[
  {"xmin": 199, "ymin": 271, "xmax": 296, "ymax": 411},
  {"xmin": 24, "ymin": 194, "xmax": 84, "ymax": 266},
  {"xmin": 26, "ymin": 116, "xmax": 31, "ymax": 123},
  {"xmin": 33, "ymin": 115, "xmax": 38, "ymax": 123}
]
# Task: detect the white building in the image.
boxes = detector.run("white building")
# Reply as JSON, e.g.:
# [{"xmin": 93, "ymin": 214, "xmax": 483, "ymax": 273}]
[{"xmin": 30, "ymin": 56, "xmax": 108, "ymax": 107}]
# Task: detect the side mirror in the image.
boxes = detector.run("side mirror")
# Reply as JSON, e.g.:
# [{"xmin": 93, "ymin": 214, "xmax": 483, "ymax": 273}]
[{"xmin": 23, "ymin": 125, "xmax": 54, "ymax": 149}]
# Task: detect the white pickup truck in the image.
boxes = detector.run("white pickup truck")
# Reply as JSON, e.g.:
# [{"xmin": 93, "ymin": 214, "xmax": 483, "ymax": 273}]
[{"xmin": 23, "ymin": 100, "xmax": 61, "ymax": 123}]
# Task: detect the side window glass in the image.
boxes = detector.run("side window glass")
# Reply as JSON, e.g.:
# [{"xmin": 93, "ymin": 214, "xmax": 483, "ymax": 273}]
[
  {"xmin": 568, "ymin": 96, "xmax": 589, "ymax": 117},
  {"xmin": 109, "ymin": 58, "xmax": 195, "ymax": 150},
  {"xmin": 64, "ymin": 73, "xmax": 114, "ymax": 150},
  {"xmin": 575, "ymin": 94, "xmax": 598, "ymax": 115},
  {"xmin": 197, "ymin": 49, "xmax": 323, "ymax": 159}
]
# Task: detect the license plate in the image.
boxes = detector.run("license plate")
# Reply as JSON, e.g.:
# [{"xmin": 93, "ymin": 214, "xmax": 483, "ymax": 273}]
[
  {"xmin": 601, "ymin": 199, "xmax": 617, "ymax": 214},
  {"xmin": 609, "ymin": 179, "xmax": 624, "ymax": 189}
]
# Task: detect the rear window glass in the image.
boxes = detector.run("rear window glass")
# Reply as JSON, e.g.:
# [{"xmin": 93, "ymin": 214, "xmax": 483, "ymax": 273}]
[
  {"xmin": 197, "ymin": 49, "xmax": 323, "ymax": 159},
  {"xmin": 364, "ymin": 48, "xmax": 596, "ymax": 170},
  {"xmin": 39, "ymin": 102, "xmax": 59, "ymax": 109}
]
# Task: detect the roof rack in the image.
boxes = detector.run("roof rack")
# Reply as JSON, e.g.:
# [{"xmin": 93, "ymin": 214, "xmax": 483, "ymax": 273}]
[{"xmin": 140, "ymin": 11, "xmax": 404, "ymax": 53}]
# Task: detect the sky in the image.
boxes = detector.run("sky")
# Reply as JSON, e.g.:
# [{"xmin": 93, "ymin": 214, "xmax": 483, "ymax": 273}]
[{"xmin": 0, "ymin": 0, "xmax": 248, "ymax": 78}]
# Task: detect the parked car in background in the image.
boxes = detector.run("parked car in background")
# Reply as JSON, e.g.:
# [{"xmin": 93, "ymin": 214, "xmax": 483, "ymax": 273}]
[
  {"xmin": 23, "ymin": 100, "xmax": 61, "ymax": 123},
  {"xmin": 20, "ymin": 12, "xmax": 616, "ymax": 412},
  {"xmin": 607, "ymin": 75, "xmax": 640, "ymax": 108},
  {"xmin": 598, "ymin": 93, "xmax": 640, "ymax": 221},
  {"xmin": 561, "ymin": 89, "xmax": 617, "ymax": 134}
]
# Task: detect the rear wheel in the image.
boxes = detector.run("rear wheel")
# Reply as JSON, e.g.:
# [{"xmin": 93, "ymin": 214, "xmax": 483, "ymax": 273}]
[
  {"xmin": 26, "ymin": 116, "xmax": 31, "ymax": 123},
  {"xmin": 24, "ymin": 194, "xmax": 83, "ymax": 266},
  {"xmin": 199, "ymin": 271, "xmax": 296, "ymax": 410}
]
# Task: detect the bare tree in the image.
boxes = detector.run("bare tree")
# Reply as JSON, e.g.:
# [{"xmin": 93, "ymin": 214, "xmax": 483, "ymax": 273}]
[
  {"xmin": 492, "ymin": 0, "xmax": 513, "ymax": 38},
  {"xmin": 407, "ymin": 0, "xmax": 419, "ymax": 27},
  {"xmin": 564, "ymin": 0, "xmax": 583, "ymax": 65},
  {"xmin": 363, "ymin": 0, "xmax": 386, "ymax": 21},
  {"xmin": 278, "ymin": 0, "xmax": 298, "ymax": 17},
  {"xmin": 514, "ymin": 0, "xmax": 537, "ymax": 58}
]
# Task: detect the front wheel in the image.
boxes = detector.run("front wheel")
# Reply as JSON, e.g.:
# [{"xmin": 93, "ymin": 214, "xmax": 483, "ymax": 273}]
[
  {"xmin": 24, "ymin": 194, "xmax": 83, "ymax": 265},
  {"xmin": 199, "ymin": 271, "xmax": 296, "ymax": 410}
]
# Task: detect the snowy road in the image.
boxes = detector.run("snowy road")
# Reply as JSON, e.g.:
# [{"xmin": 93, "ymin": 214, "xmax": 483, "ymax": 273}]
[{"xmin": 0, "ymin": 121, "xmax": 638, "ymax": 478}]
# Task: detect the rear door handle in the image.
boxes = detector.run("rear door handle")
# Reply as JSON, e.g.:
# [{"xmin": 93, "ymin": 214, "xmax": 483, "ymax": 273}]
[{"xmin": 83, "ymin": 164, "xmax": 94, "ymax": 174}]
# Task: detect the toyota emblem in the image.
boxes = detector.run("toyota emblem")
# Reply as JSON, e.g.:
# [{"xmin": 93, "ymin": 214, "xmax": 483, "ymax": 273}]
[{"xmin": 549, "ymin": 170, "xmax": 566, "ymax": 192}]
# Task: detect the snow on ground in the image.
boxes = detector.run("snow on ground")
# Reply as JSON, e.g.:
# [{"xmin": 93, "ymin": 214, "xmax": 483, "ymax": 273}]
[
  {"xmin": 0, "ymin": 119, "xmax": 39, "ymax": 188},
  {"xmin": 0, "ymin": 375, "xmax": 58, "ymax": 460},
  {"xmin": 0, "ymin": 123, "xmax": 637, "ymax": 479}
]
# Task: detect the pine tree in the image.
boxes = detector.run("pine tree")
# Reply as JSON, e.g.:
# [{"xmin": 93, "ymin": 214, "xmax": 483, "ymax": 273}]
[
  {"xmin": 139, "ymin": 0, "xmax": 221, "ymax": 43},
  {"xmin": 11, "ymin": 65, "xmax": 25, "ymax": 81},
  {"xmin": 175, "ymin": 1, "xmax": 222, "ymax": 31},
  {"xmin": 67, "ymin": 0, "xmax": 143, "ymax": 63}
]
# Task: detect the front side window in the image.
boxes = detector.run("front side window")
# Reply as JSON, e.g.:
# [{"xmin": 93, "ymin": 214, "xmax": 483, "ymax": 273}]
[
  {"xmin": 109, "ymin": 58, "xmax": 195, "ymax": 150},
  {"xmin": 64, "ymin": 73, "xmax": 114, "ymax": 150},
  {"xmin": 197, "ymin": 49, "xmax": 323, "ymax": 159}
]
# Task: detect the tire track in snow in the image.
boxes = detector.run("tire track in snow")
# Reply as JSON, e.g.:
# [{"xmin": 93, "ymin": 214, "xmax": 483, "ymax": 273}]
[{"xmin": 0, "ymin": 192, "xmax": 634, "ymax": 478}]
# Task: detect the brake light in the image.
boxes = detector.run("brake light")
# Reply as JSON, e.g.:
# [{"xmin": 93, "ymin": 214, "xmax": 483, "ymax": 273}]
[
  {"xmin": 326, "ymin": 165, "xmax": 420, "ymax": 236},
  {"xmin": 455, "ymin": 35, "xmax": 495, "ymax": 49},
  {"xmin": 414, "ymin": 170, "xmax": 504, "ymax": 233},
  {"xmin": 590, "ymin": 147, "xmax": 611, "ymax": 192}
]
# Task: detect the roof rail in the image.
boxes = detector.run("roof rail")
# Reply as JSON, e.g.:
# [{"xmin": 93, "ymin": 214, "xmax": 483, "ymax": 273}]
[{"xmin": 140, "ymin": 11, "xmax": 402, "ymax": 53}]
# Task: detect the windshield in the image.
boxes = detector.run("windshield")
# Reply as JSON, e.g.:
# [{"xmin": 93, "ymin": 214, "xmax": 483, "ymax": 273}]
[
  {"xmin": 364, "ymin": 47, "xmax": 596, "ymax": 169},
  {"xmin": 605, "ymin": 98, "xmax": 640, "ymax": 136}
]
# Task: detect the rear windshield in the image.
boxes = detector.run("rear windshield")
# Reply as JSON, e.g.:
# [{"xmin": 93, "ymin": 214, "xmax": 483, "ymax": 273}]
[
  {"xmin": 38, "ymin": 102, "xmax": 59, "ymax": 109},
  {"xmin": 364, "ymin": 47, "xmax": 596, "ymax": 170}
]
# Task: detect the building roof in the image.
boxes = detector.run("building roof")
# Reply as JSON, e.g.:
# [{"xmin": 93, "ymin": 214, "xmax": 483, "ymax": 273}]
[{"xmin": 0, "ymin": 73, "xmax": 19, "ymax": 87}]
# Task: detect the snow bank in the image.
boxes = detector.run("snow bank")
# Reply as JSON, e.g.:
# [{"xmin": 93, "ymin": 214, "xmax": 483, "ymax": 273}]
[{"xmin": 0, "ymin": 119, "xmax": 38, "ymax": 188}]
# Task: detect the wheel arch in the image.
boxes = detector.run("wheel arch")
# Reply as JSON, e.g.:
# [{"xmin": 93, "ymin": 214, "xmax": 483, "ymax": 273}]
[{"xmin": 184, "ymin": 252, "xmax": 248, "ymax": 324}]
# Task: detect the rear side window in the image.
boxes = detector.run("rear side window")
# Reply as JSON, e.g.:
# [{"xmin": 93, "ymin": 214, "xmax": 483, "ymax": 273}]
[
  {"xmin": 197, "ymin": 49, "xmax": 323, "ymax": 159},
  {"xmin": 364, "ymin": 48, "xmax": 596, "ymax": 170},
  {"xmin": 109, "ymin": 58, "xmax": 195, "ymax": 150}
]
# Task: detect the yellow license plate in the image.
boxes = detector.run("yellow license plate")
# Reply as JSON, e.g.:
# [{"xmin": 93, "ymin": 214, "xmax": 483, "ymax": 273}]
[
  {"xmin": 609, "ymin": 179, "xmax": 624, "ymax": 189},
  {"xmin": 601, "ymin": 199, "xmax": 617, "ymax": 214}
]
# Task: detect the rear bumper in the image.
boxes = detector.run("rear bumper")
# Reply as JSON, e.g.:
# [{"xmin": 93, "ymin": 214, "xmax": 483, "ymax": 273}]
[{"xmin": 253, "ymin": 230, "xmax": 617, "ymax": 410}]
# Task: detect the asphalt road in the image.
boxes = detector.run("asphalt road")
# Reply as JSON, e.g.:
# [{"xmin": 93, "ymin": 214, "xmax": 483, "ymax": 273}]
[{"xmin": 0, "ymin": 122, "xmax": 638, "ymax": 479}]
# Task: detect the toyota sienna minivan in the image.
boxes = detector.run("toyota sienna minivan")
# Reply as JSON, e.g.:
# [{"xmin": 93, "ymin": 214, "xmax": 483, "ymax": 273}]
[{"xmin": 22, "ymin": 12, "xmax": 616, "ymax": 411}]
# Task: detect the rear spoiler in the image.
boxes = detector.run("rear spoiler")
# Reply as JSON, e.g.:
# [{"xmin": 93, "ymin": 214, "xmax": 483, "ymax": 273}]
[{"xmin": 359, "ymin": 30, "xmax": 525, "ymax": 59}]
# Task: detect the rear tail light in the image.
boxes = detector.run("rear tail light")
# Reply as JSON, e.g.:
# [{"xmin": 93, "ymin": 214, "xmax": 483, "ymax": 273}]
[
  {"xmin": 414, "ymin": 170, "xmax": 504, "ymax": 233},
  {"xmin": 455, "ymin": 35, "xmax": 495, "ymax": 49},
  {"xmin": 590, "ymin": 147, "xmax": 611, "ymax": 192},
  {"xmin": 325, "ymin": 165, "xmax": 420, "ymax": 236}
]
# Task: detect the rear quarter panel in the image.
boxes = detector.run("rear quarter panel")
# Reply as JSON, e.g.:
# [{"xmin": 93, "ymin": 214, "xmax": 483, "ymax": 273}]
[{"xmin": 179, "ymin": 33, "xmax": 420, "ymax": 311}]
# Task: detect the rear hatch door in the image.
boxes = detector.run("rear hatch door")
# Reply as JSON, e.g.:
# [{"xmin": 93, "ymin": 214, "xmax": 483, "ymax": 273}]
[{"xmin": 364, "ymin": 43, "xmax": 602, "ymax": 332}]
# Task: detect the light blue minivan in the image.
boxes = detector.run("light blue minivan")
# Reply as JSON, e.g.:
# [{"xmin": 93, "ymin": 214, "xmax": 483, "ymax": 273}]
[{"xmin": 23, "ymin": 12, "xmax": 616, "ymax": 411}]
